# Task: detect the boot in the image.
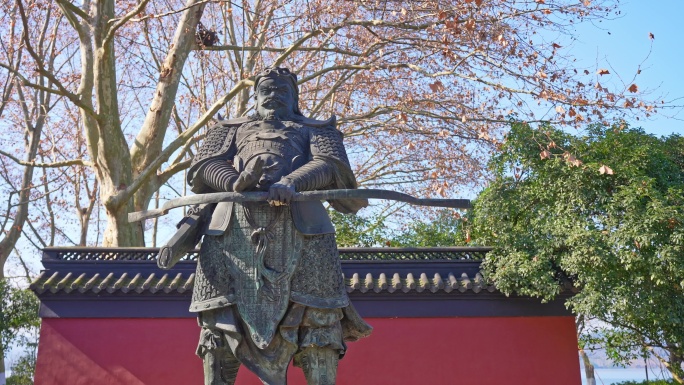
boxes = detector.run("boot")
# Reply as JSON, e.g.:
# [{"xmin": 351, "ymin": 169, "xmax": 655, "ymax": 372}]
[
  {"xmin": 198, "ymin": 328, "xmax": 240, "ymax": 385},
  {"xmin": 298, "ymin": 347, "xmax": 339, "ymax": 385}
]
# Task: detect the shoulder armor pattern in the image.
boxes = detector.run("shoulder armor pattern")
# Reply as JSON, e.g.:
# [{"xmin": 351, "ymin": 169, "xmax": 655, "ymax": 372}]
[
  {"xmin": 190, "ymin": 121, "xmax": 239, "ymax": 169},
  {"xmin": 310, "ymin": 126, "xmax": 350, "ymax": 165}
]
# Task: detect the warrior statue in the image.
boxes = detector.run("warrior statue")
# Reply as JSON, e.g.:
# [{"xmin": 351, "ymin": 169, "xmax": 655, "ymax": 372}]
[{"xmin": 186, "ymin": 67, "xmax": 372, "ymax": 385}]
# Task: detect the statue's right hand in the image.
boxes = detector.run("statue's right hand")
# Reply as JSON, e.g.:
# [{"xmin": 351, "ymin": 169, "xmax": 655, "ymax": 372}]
[{"xmin": 232, "ymin": 157, "xmax": 264, "ymax": 192}]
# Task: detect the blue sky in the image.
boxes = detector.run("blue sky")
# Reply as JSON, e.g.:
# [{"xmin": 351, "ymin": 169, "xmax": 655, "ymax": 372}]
[{"xmin": 569, "ymin": 0, "xmax": 684, "ymax": 136}]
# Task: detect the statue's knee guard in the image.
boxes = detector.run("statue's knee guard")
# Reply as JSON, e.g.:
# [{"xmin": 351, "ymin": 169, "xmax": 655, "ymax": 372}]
[
  {"xmin": 296, "ymin": 347, "xmax": 339, "ymax": 385},
  {"xmin": 197, "ymin": 327, "xmax": 240, "ymax": 385}
]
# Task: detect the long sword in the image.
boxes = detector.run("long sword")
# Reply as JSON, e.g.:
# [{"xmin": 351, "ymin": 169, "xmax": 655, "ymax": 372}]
[{"xmin": 128, "ymin": 189, "xmax": 471, "ymax": 223}]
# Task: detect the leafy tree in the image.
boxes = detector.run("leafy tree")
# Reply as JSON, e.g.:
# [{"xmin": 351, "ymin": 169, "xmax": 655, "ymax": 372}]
[
  {"xmin": 470, "ymin": 122, "xmax": 684, "ymax": 383},
  {"xmin": 1, "ymin": 279, "xmax": 40, "ymax": 384},
  {"xmin": 329, "ymin": 210, "xmax": 388, "ymax": 248},
  {"xmin": 390, "ymin": 209, "xmax": 466, "ymax": 247},
  {"xmin": 0, "ymin": 0, "xmax": 657, "ymax": 251},
  {"xmin": 331, "ymin": 208, "xmax": 467, "ymax": 248},
  {"xmin": 6, "ymin": 350, "xmax": 36, "ymax": 385}
]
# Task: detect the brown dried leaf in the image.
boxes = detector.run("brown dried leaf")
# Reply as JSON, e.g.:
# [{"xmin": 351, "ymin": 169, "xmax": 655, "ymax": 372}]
[
  {"xmin": 597, "ymin": 69, "xmax": 610, "ymax": 75},
  {"xmin": 628, "ymin": 84, "xmax": 639, "ymax": 93},
  {"xmin": 563, "ymin": 152, "xmax": 582, "ymax": 167},
  {"xmin": 464, "ymin": 19, "xmax": 476, "ymax": 31},
  {"xmin": 429, "ymin": 80, "xmax": 445, "ymax": 92},
  {"xmin": 540, "ymin": 150, "xmax": 551, "ymax": 160},
  {"xmin": 599, "ymin": 164, "xmax": 614, "ymax": 175},
  {"xmin": 649, "ymin": 32, "xmax": 655, "ymax": 40}
]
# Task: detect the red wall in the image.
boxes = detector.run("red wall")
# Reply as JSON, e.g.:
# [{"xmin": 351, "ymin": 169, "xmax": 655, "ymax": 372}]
[{"xmin": 35, "ymin": 317, "xmax": 580, "ymax": 385}]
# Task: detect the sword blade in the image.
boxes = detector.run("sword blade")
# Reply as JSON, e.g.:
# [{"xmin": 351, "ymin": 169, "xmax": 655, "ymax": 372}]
[{"xmin": 127, "ymin": 189, "xmax": 471, "ymax": 223}]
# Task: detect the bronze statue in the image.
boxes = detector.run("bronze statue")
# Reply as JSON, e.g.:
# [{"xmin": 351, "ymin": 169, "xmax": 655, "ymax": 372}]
[{"xmin": 183, "ymin": 67, "xmax": 372, "ymax": 385}]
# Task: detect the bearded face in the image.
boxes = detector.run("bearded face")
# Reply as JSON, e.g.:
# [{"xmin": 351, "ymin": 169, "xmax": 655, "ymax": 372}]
[{"xmin": 255, "ymin": 78, "xmax": 296, "ymax": 120}]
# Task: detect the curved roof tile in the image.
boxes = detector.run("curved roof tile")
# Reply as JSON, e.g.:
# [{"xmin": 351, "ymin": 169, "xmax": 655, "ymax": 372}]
[{"xmin": 31, "ymin": 270, "xmax": 497, "ymax": 295}]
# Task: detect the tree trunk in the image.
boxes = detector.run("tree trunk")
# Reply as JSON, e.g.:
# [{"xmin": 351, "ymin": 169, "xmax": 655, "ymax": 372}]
[
  {"xmin": 1, "ymin": 269, "xmax": 5, "ymax": 385},
  {"xmin": 669, "ymin": 349, "xmax": 684, "ymax": 384},
  {"xmin": 0, "ymin": 103, "xmax": 44, "ymax": 274},
  {"xmin": 91, "ymin": 0, "xmax": 141, "ymax": 246},
  {"xmin": 131, "ymin": 0, "xmax": 206, "ymax": 216},
  {"xmin": 579, "ymin": 349, "xmax": 596, "ymax": 385},
  {"xmin": 93, "ymin": 0, "xmax": 205, "ymax": 246},
  {"xmin": 0, "ymin": 112, "xmax": 44, "ymax": 385}
]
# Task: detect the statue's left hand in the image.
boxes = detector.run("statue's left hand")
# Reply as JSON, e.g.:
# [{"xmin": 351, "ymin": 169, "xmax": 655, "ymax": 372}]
[{"xmin": 268, "ymin": 182, "xmax": 296, "ymax": 206}]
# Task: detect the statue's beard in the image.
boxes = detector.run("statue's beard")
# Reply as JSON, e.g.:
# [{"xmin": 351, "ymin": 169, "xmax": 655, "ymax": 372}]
[
  {"xmin": 258, "ymin": 108, "xmax": 276, "ymax": 120},
  {"xmin": 257, "ymin": 105, "xmax": 293, "ymax": 120}
]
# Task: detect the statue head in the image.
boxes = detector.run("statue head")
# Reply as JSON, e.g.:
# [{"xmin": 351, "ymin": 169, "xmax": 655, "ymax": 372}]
[{"xmin": 253, "ymin": 67, "xmax": 303, "ymax": 120}]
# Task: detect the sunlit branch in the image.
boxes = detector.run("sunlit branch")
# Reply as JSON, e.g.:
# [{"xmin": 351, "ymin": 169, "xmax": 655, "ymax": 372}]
[
  {"xmin": 159, "ymin": 159, "xmax": 192, "ymax": 182},
  {"xmin": 8, "ymin": 4, "xmax": 97, "ymax": 119},
  {"xmin": 129, "ymin": 0, "xmax": 250, "ymax": 23},
  {"xmin": 0, "ymin": 149, "xmax": 92, "ymax": 168},
  {"xmin": 54, "ymin": 0, "xmax": 89, "ymax": 21},
  {"xmin": 107, "ymin": 79, "xmax": 252, "ymax": 207},
  {"xmin": 104, "ymin": 0, "xmax": 154, "ymax": 45},
  {"xmin": 201, "ymin": 44, "xmax": 362, "ymax": 57}
]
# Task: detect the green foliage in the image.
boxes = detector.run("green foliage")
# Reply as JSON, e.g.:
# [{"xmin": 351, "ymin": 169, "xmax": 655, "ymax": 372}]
[
  {"xmin": 1, "ymin": 279, "xmax": 40, "ymax": 383},
  {"xmin": 330, "ymin": 209, "xmax": 468, "ymax": 248},
  {"xmin": 6, "ymin": 350, "xmax": 37, "ymax": 385},
  {"xmin": 471, "ymin": 122, "xmax": 684, "ymax": 381},
  {"xmin": 390, "ymin": 210, "xmax": 466, "ymax": 247},
  {"xmin": 1, "ymin": 279, "xmax": 40, "ymax": 357},
  {"xmin": 329, "ymin": 210, "xmax": 388, "ymax": 247}
]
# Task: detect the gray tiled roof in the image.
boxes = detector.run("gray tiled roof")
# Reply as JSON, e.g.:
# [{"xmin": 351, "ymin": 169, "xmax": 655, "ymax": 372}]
[
  {"xmin": 40, "ymin": 246, "xmax": 491, "ymax": 261},
  {"xmin": 346, "ymin": 272, "xmax": 495, "ymax": 293},
  {"xmin": 31, "ymin": 270, "xmax": 495, "ymax": 295},
  {"xmin": 31, "ymin": 271, "xmax": 195, "ymax": 295},
  {"xmin": 31, "ymin": 248, "xmax": 576, "ymax": 318}
]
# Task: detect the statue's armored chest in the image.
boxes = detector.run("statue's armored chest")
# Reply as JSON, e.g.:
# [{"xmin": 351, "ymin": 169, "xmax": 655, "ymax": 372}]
[{"xmin": 235, "ymin": 121, "xmax": 308, "ymax": 157}]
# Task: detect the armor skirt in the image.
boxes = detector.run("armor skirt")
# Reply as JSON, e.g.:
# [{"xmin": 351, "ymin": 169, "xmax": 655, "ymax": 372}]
[{"xmin": 192, "ymin": 202, "xmax": 371, "ymax": 382}]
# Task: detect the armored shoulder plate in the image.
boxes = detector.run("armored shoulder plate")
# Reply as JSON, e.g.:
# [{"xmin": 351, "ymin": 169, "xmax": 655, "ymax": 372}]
[
  {"xmin": 187, "ymin": 119, "xmax": 249, "ymax": 187},
  {"xmin": 309, "ymin": 125, "xmax": 350, "ymax": 166},
  {"xmin": 190, "ymin": 118, "xmax": 251, "ymax": 168},
  {"xmin": 303, "ymin": 118, "xmax": 368, "ymax": 214}
]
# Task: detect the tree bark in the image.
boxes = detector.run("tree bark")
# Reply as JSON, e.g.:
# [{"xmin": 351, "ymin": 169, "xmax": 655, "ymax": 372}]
[
  {"xmin": 130, "ymin": 0, "xmax": 207, "ymax": 218},
  {"xmin": 80, "ymin": 0, "xmax": 205, "ymax": 246},
  {"xmin": 88, "ymin": 0, "xmax": 141, "ymax": 246},
  {"xmin": 0, "ymin": 92, "xmax": 45, "ymax": 277},
  {"xmin": 1, "ymin": 268, "xmax": 5, "ymax": 385},
  {"xmin": 668, "ymin": 349, "xmax": 684, "ymax": 384},
  {"xmin": 579, "ymin": 349, "xmax": 596, "ymax": 385}
]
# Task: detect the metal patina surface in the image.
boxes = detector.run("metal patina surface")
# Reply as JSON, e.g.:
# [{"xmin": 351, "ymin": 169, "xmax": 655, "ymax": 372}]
[{"xmin": 153, "ymin": 66, "xmax": 375, "ymax": 385}]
